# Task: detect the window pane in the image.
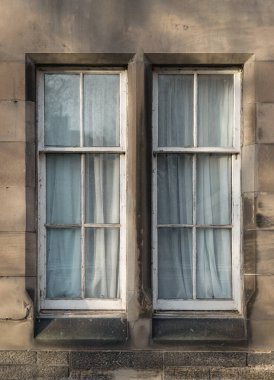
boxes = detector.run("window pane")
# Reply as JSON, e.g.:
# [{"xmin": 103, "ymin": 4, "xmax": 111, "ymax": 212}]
[
  {"xmin": 197, "ymin": 155, "xmax": 231, "ymax": 225},
  {"xmin": 197, "ymin": 229, "xmax": 232, "ymax": 299},
  {"xmin": 84, "ymin": 74, "xmax": 120, "ymax": 146},
  {"xmin": 44, "ymin": 74, "xmax": 80, "ymax": 146},
  {"xmin": 85, "ymin": 154, "xmax": 120, "ymax": 224},
  {"xmin": 157, "ymin": 154, "xmax": 192, "ymax": 224},
  {"xmin": 158, "ymin": 75, "xmax": 193, "ymax": 147},
  {"xmin": 198, "ymin": 74, "xmax": 233, "ymax": 147},
  {"xmin": 46, "ymin": 228, "xmax": 81, "ymax": 298},
  {"xmin": 46, "ymin": 154, "xmax": 81, "ymax": 224},
  {"xmin": 158, "ymin": 228, "xmax": 192, "ymax": 299},
  {"xmin": 85, "ymin": 228, "xmax": 120, "ymax": 298}
]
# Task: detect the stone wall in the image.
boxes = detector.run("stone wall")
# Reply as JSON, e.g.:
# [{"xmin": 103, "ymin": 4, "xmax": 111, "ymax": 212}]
[{"xmin": 1, "ymin": 0, "xmax": 274, "ymax": 374}]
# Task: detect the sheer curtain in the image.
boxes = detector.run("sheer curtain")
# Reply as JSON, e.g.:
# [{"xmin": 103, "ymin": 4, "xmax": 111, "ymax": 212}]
[
  {"xmin": 157, "ymin": 74, "xmax": 194, "ymax": 299},
  {"xmin": 46, "ymin": 154, "xmax": 81, "ymax": 298},
  {"xmin": 83, "ymin": 74, "xmax": 120, "ymax": 299},
  {"xmin": 158, "ymin": 73, "xmax": 233, "ymax": 300},
  {"xmin": 45, "ymin": 73, "xmax": 120, "ymax": 300},
  {"xmin": 85, "ymin": 154, "xmax": 120, "ymax": 298}
]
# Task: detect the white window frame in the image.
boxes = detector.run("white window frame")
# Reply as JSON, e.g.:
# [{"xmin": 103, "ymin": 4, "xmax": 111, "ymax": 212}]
[
  {"xmin": 152, "ymin": 68, "xmax": 242, "ymax": 312},
  {"xmin": 37, "ymin": 68, "xmax": 127, "ymax": 311}
]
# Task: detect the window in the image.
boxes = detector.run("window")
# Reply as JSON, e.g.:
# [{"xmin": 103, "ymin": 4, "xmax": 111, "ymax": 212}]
[
  {"xmin": 38, "ymin": 69, "xmax": 127, "ymax": 311},
  {"xmin": 152, "ymin": 69, "xmax": 241, "ymax": 311}
]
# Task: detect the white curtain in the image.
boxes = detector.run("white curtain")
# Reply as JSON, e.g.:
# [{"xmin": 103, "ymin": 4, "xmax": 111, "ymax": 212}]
[
  {"xmin": 196, "ymin": 155, "xmax": 232, "ymax": 299},
  {"xmin": 46, "ymin": 154, "xmax": 81, "ymax": 298},
  {"xmin": 157, "ymin": 154, "xmax": 193, "ymax": 299},
  {"xmin": 85, "ymin": 154, "xmax": 120, "ymax": 298},
  {"xmin": 45, "ymin": 73, "xmax": 121, "ymax": 300},
  {"xmin": 158, "ymin": 74, "xmax": 233, "ymax": 300}
]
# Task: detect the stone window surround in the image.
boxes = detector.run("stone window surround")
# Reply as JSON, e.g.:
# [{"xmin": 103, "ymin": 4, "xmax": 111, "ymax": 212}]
[{"xmin": 25, "ymin": 52, "xmax": 254, "ymax": 347}]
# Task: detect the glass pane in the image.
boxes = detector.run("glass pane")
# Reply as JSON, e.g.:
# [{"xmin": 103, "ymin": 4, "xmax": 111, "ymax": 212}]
[
  {"xmin": 45, "ymin": 74, "xmax": 80, "ymax": 146},
  {"xmin": 198, "ymin": 74, "xmax": 233, "ymax": 147},
  {"xmin": 84, "ymin": 74, "xmax": 120, "ymax": 146},
  {"xmin": 197, "ymin": 229, "xmax": 232, "ymax": 299},
  {"xmin": 46, "ymin": 228, "xmax": 81, "ymax": 298},
  {"xmin": 157, "ymin": 154, "xmax": 192, "ymax": 224},
  {"xmin": 85, "ymin": 154, "xmax": 120, "ymax": 224},
  {"xmin": 197, "ymin": 155, "xmax": 231, "ymax": 225},
  {"xmin": 46, "ymin": 154, "xmax": 81, "ymax": 224},
  {"xmin": 158, "ymin": 74, "xmax": 193, "ymax": 147},
  {"xmin": 85, "ymin": 228, "xmax": 120, "ymax": 298},
  {"xmin": 158, "ymin": 228, "xmax": 192, "ymax": 299}
]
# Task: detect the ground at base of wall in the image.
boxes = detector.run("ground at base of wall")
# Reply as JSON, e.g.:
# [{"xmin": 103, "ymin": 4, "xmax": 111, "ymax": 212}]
[{"xmin": 1, "ymin": 351, "xmax": 274, "ymax": 379}]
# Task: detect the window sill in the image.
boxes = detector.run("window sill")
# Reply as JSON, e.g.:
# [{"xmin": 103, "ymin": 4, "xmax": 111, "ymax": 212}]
[
  {"xmin": 35, "ymin": 316, "xmax": 127, "ymax": 347},
  {"xmin": 152, "ymin": 312, "xmax": 247, "ymax": 342}
]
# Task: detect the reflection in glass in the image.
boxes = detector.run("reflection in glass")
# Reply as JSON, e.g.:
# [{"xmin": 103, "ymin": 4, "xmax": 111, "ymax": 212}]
[
  {"xmin": 85, "ymin": 228, "xmax": 120, "ymax": 298},
  {"xmin": 46, "ymin": 154, "xmax": 81, "ymax": 224},
  {"xmin": 158, "ymin": 74, "xmax": 193, "ymax": 147},
  {"xmin": 46, "ymin": 228, "xmax": 81, "ymax": 298},
  {"xmin": 197, "ymin": 229, "xmax": 232, "ymax": 299},
  {"xmin": 198, "ymin": 75, "xmax": 233, "ymax": 147},
  {"xmin": 84, "ymin": 75, "xmax": 120, "ymax": 146},
  {"xmin": 157, "ymin": 154, "xmax": 192, "ymax": 224},
  {"xmin": 197, "ymin": 155, "xmax": 231, "ymax": 225},
  {"xmin": 158, "ymin": 228, "xmax": 192, "ymax": 299},
  {"xmin": 45, "ymin": 74, "xmax": 80, "ymax": 146}
]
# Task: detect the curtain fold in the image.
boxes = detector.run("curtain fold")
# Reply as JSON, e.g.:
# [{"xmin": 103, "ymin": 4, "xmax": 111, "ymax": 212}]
[
  {"xmin": 46, "ymin": 154, "xmax": 81, "ymax": 298},
  {"xmin": 85, "ymin": 154, "xmax": 120, "ymax": 298},
  {"xmin": 157, "ymin": 74, "xmax": 233, "ymax": 301}
]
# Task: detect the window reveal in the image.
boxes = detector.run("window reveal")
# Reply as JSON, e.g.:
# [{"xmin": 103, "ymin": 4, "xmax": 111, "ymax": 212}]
[
  {"xmin": 152, "ymin": 70, "xmax": 241, "ymax": 311},
  {"xmin": 38, "ymin": 70, "xmax": 127, "ymax": 310}
]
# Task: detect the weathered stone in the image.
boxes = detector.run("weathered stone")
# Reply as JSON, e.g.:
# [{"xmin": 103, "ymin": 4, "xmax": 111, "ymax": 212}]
[
  {"xmin": 0, "ymin": 101, "xmax": 25, "ymax": 142},
  {"xmin": 0, "ymin": 365, "xmax": 36, "ymax": 380},
  {"xmin": 36, "ymin": 365, "xmax": 69, "ymax": 378},
  {"xmin": 0, "ymin": 350, "xmax": 36, "ymax": 364},
  {"xmin": 247, "ymin": 276, "xmax": 274, "ymax": 320},
  {"xmin": 211, "ymin": 367, "xmax": 274, "ymax": 380},
  {"xmin": 35, "ymin": 318, "xmax": 127, "ymax": 345},
  {"xmin": 0, "ymin": 320, "xmax": 33, "ymax": 349},
  {"xmin": 129, "ymin": 318, "xmax": 151, "ymax": 348},
  {"xmin": 0, "ymin": 277, "xmax": 33, "ymax": 320},
  {"xmin": 70, "ymin": 351, "xmax": 163, "ymax": 370},
  {"xmin": 256, "ymin": 103, "xmax": 274, "ymax": 144},
  {"xmin": 0, "ymin": 232, "xmax": 36, "ymax": 276},
  {"xmin": 163, "ymin": 352, "xmax": 246, "ymax": 368},
  {"xmin": 243, "ymin": 193, "xmax": 255, "ymax": 230},
  {"xmin": 0, "ymin": 142, "xmax": 25, "ymax": 186},
  {"xmin": 256, "ymin": 62, "xmax": 274, "ymax": 103},
  {"xmin": 256, "ymin": 192, "xmax": 274, "ymax": 228},
  {"xmin": 37, "ymin": 351, "xmax": 69, "ymax": 366},
  {"xmin": 153, "ymin": 317, "xmax": 247, "ymax": 341},
  {"xmin": 243, "ymin": 103, "xmax": 256, "ymax": 146},
  {"xmin": 256, "ymin": 230, "xmax": 274, "ymax": 274},
  {"xmin": 257, "ymin": 145, "xmax": 274, "ymax": 192},
  {"xmin": 248, "ymin": 319, "xmax": 274, "ymax": 350},
  {"xmin": 242, "ymin": 144, "xmax": 256, "ymax": 193},
  {"xmin": 244, "ymin": 274, "xmax": 256, "ymax": 305},
  {"xmin": 25, "ymin": 101, "xmax": 35, "ymax": 143},
  {"xmin": 243, "ymin": 58, "xmax": 255, "ymax": 105},
  {"xmin": 0, "ymin": 62, "xmax": 25, "ymax": 100},
  {"xmin": 248, "ymin": 352, "xmax": 274, "ymax": 366},
  {"xmin": 243, "ymin": 230, "xmax": 256, "ymax": 274},
  {"xmin": 0, "ymin": 186, "xmax": 26, "ymax": 231},
  {"xmin": 165, "ymin": 367, "xmax": 210, "ymax": 380}
]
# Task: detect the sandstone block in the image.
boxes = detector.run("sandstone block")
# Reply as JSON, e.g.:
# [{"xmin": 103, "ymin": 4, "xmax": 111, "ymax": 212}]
[
  {"xmin": 0, "ymin": 232, "xmax": 36, "ymax": 276},
  {"xmin": 0, "ymin": 62, "xmax": 25, "ymax": 101}
]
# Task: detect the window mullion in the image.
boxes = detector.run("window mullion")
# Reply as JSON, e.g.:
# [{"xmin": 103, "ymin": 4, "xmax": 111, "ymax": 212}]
[
  {"xmin": 80, "ymin": 73, "xmax": 85, "ymax": 299},
  {"xmin": 192, "ymin": 73, "xmax": 198, "ymax": 300}
]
